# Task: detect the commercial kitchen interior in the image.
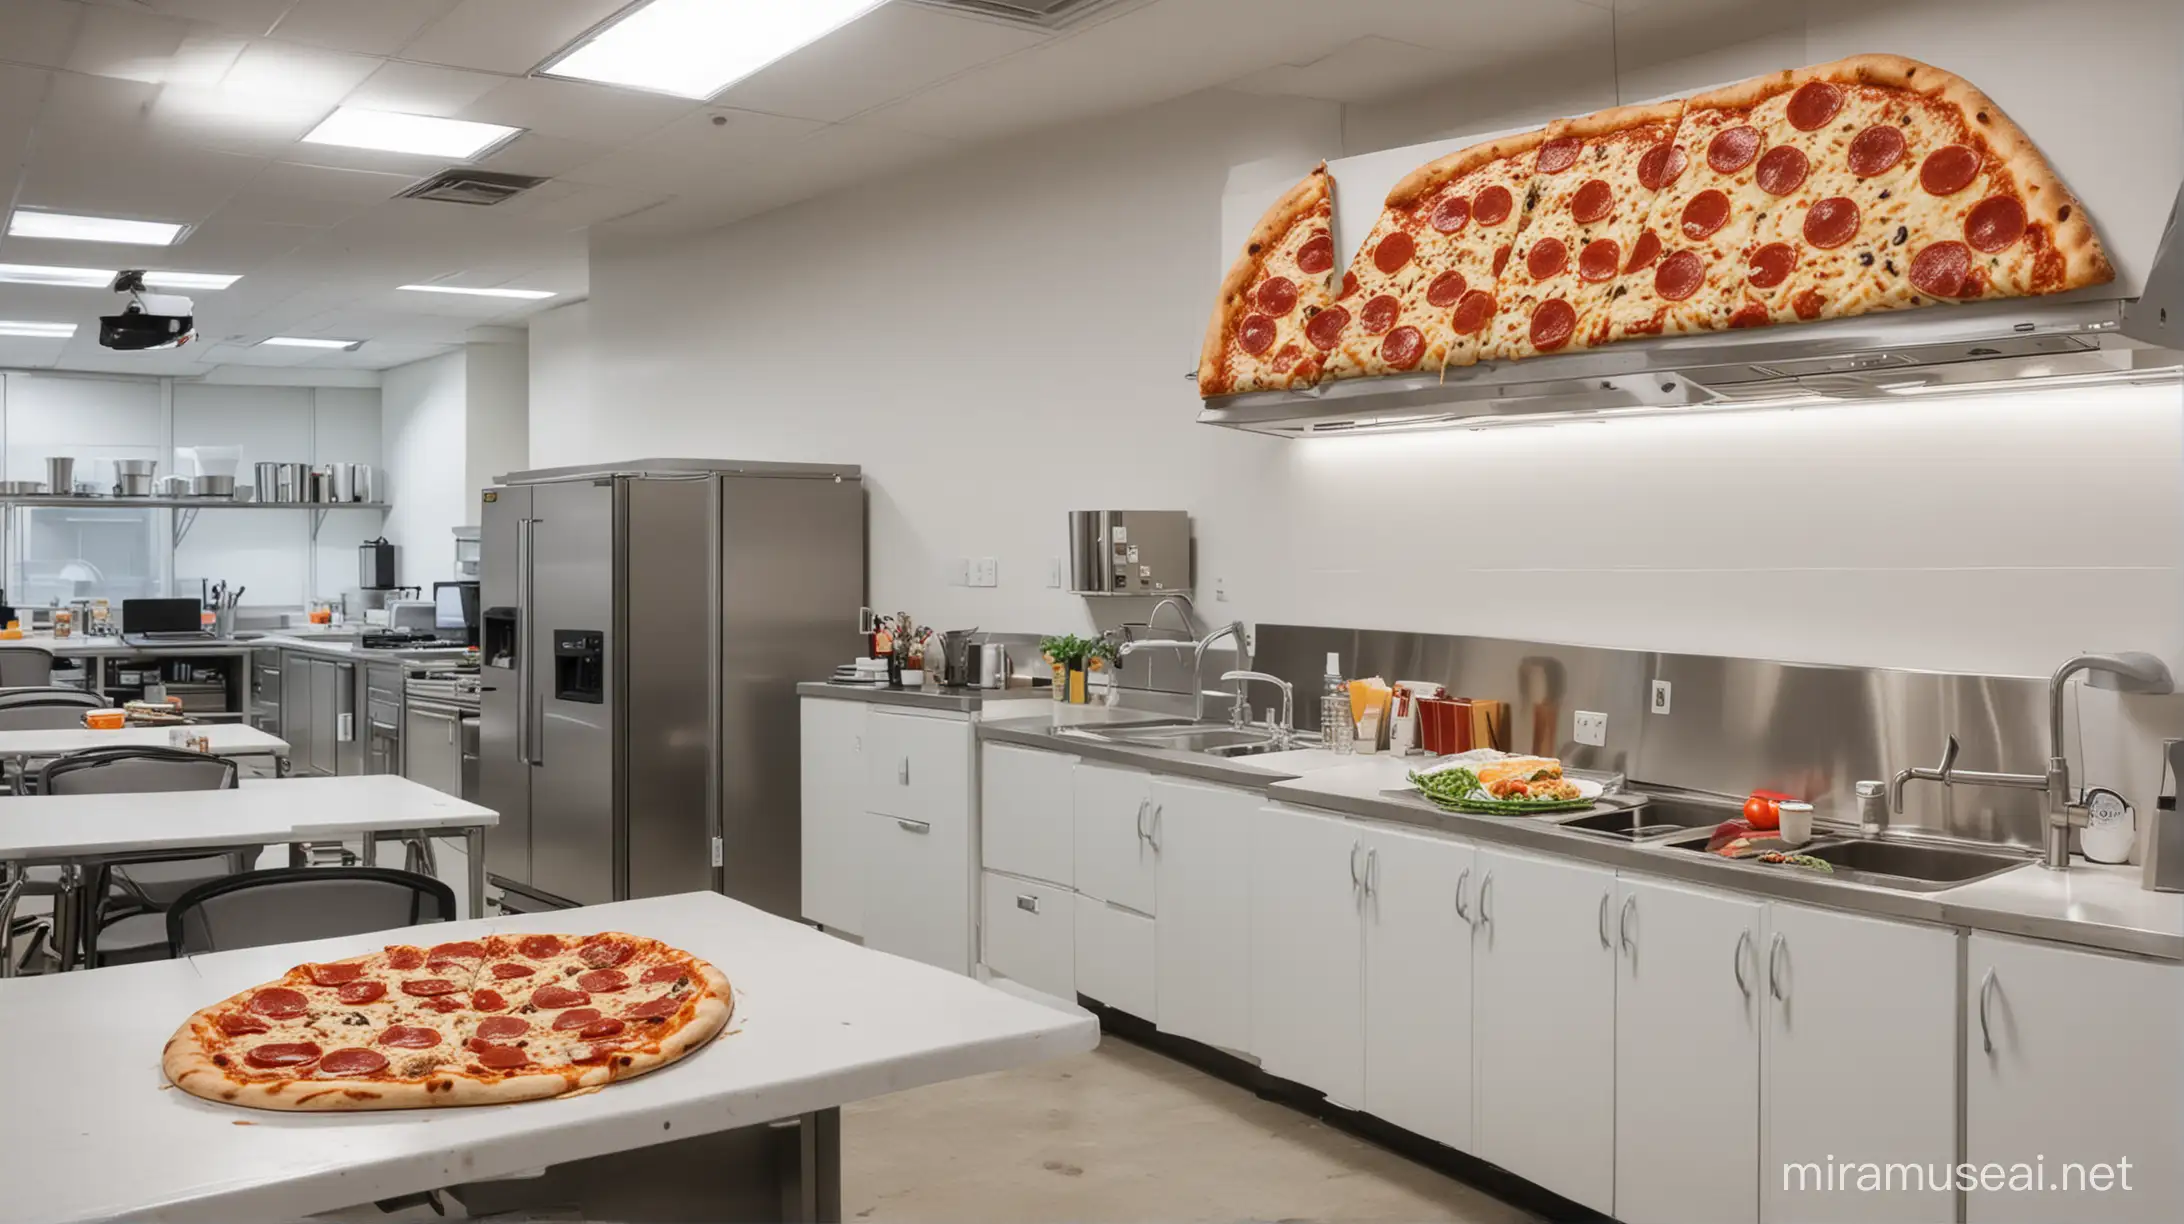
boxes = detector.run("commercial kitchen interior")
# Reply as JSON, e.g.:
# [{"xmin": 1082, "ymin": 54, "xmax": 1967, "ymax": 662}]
[{"xmin": 1, "ymin": 0, "xmax": 2183, "ymax": 1221}]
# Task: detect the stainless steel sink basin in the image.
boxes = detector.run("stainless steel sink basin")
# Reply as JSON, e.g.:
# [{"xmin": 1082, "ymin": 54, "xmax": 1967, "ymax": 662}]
[
  {"xmin": 1097, "ymin": 726, "xmax": 1275, "ymax": 753},
  {"xmin": 1663, "ymin": 831, "xmax": 2031, "ymax": 892},
  {"xmin": 1554, "ymin": 805, "xmax": 1707, "ymax": 840}
]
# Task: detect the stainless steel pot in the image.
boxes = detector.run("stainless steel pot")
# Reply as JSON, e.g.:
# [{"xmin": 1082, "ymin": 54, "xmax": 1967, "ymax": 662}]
[
  {"xmin": 977, "ymin": 642, "xmax": 1013, "ymax": 689},
  {"xmin": 254, "ymin": 462, "xmax": 282, "ymax": 499},
  {"xmin": 45, "ymin": 457, "xmax": 74, "ymax": 493},
  {"xmin": 276, "ymin": 463, "xmax": 308, "ymax": 503},
  {"xmin": 115, "ymin": 475, "xmax": 155, "ymax": 497},
  {"xmin": 0, "ymin": 481, "xmax": 47, "ymax": 495},
  {"xmin": 156, "ymin": 474, "xmax": 190, "ymax": 497},
  {"xmin": 325, "ymin": 462, "xmax": 359, "ymax": 503},
  {"xmin": 191, "ymin": 475, "xmax": 235, "ymax": 498}
]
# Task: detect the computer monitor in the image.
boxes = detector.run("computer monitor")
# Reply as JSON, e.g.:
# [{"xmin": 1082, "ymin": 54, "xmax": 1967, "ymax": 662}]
[
  {"xmin": 122, "ymin": 597, "xmax": 203, "ymax": 634},
  {"xmin": 434, "ymin": 581, "xmax": 480, "ymax": 644}
]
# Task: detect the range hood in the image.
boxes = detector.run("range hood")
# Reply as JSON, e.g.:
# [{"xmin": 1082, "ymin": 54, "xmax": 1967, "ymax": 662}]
[{"xmin": 1200, "ymin": 181, "xmax": 2184, "ymax": 438}]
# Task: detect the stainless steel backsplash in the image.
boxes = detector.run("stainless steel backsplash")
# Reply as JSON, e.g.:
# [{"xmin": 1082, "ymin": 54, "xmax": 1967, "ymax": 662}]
[{"xmin": 1255, "ymin": 624, "xmax": 2062, "ymax": 848}]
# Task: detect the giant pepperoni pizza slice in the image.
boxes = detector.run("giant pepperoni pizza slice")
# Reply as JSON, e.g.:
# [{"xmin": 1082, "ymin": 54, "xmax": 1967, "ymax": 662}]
[
  {"xmin": 1322, "ymin": 130, "xmax": 1544, "ymax": 380},
  {"xmin": 1478, "ymin": 101, "xmax": 1683, "ymax": 360},
  {"xmin": 1605, "ymin": 72, "xmax": 1796, "ymax": 341},
  {"xmin": 1197, "ymin": 165, "xmax": 1339, "ymax": 397}
]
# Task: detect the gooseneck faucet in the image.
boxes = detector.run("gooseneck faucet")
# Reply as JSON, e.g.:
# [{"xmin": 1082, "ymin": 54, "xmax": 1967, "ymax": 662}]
[
  {"xmin": 1221, "ymin": 671, "xmax": 1295, "ymax": 746},
  {"xmin": 1891, "ymin": 651, "xmax": 2175, "ymax": 871},
  {"xmin": 1117, "ymin": 620, "xmax": 1250, "ymax": 724}
]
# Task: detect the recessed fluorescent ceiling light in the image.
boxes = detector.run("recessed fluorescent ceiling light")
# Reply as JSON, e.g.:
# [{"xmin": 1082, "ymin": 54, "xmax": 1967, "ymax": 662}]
[
  {"xmin": 261, "ymin": 336, "xmax": 360, "ymax": 350},
  {"xmin": 543, "ymin": 0, "xmax": 888, "ymax": 99},
  {"xmin": 0, "ymin": 321, "xmax": 77, "ymax": 339},
  {"xmin": 398, "ymin": 284, "xmax": 556, "ymax": 300},
  {"xmin": 0, "ymin": 264, "xmax": 239, "ymax": 290},
  {"xmin": 8, "ymin": 211, "xmax": 185, "ymax": 246},
  {"xmin": 302, "ymin": 107, "xmax": 522, "ymax": 159}
]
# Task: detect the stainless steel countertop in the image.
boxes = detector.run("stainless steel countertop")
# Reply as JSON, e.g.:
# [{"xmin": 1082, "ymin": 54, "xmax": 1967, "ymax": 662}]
[
  {"xmin": 972, "ymin": 721, "xmax": 2184, "ymax": 962},
  {"xmin": 797, "ymin": 680, "xmax": 1058, "ymax": 715}
]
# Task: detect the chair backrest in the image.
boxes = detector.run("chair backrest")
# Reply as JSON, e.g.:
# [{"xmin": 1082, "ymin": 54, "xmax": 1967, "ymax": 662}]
[
  {"xmin": 166, "ymin": 867, "xmax": 458, "ymax": 956},
  {"xmin": 0, "ymin": 647, "xmax": 56, "ymax": 687},
  {"xmin": 40, "ymin": 746, "xmax": 238, "ymax": 795},
  {"xmin": 0, "ymin": 686, "xmax": 102, "ymax": 708},
  {"xmin": 0, "ymin": 692, "xmax": 107, "ymax": 730}
]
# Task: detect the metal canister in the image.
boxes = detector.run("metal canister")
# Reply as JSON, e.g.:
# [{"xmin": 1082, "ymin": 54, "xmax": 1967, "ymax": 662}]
[
  {"xmin": 45, "ymin": 457, "xmax": 74, "ymax": 494},
  {"xmin": 254, "ymin": 462, "xmax": 281, "ymax": 500},
  {"xmin": 326, "ymin": 462, "xmax": 358, "ymax": 503}
]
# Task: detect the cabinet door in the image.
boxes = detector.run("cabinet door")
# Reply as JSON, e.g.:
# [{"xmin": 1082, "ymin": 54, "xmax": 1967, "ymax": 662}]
[
  {"xmin": 799, "ymin": 698, "xmax": 867, "ymax": 935},
  {"xmin": 864, "ymin": 710, "xmax": 974, "ymax": 830},
  {"xmin": 981, "ymin": 870, "xmax": 1074, "ymax": 1000},
  {"xmin": 1248, "ymin": 805, "xmax": 1365, "ymax": 1107},
  {"xmin": 1472, "ymin": 848, "xmax": 1616, "ymax": 1214},
  {"xmin": 281, "ymin": 654, "xmax": 312, "ymax": 772},
  {"xmin": 1615, "ymin": 876, "xmax": 1763, "ymax": 1224},
  {"xmin": 1362, "ymin": 825, "xmax": 1475, "ymax": 1152},
  {"xmin": 1152, "ymin": 777, "xmax": 1255, "ymax": 1056},
  {"xmin": 404, "ymin": 705, "xmax": 460, "ymax": 792},
  {"xmin": 1073, "ymin": 763, "xmax": 1156, "ymax": 914},
  {"xmin": 1967, "ymin": 934, "xmax": 2184, "ymax": 1224},
  {"xmin": 309, "ymin": 660, "xmax": 338, "ymax": 776},
  {"xmin": 859, "ymin": 807, "xmax": 973, "ymax": 974},
  {"xmin": 1074, "ymin": 892, "xmax": 1157, "ymax": 1019},
  {"xmin": 981, "ymin": 744, "xmax": 1076, "ymax": 887},
  {"xmin": 1762, "ymin": 903, "xmax": 1956, "ymax": 1224}
]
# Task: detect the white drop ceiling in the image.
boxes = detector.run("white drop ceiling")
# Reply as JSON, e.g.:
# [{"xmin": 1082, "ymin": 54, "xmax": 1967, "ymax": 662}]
[{"xmin": 0, "ymin": 0, "xmax": 1749, "ymax": 378}]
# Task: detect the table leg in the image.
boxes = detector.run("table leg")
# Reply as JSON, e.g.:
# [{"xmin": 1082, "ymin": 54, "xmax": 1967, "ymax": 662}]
[
  {"xmin": 779, "ymin": 1108, "xmax": 841, "ymax": 1224},
  {"xmin": 466, "ymin": 825, "xmax": 486, "ymax": 918},
  {"xmin": 51, "ymin": 866, "xmax": 79, "ymax": 973},
  {"xmin": 360, "ymin": 830, "xmax": 378, "ymax": 870},
  {"xmin": 0, "ymin": 862, "xmax": 23, "ymax": 980}
]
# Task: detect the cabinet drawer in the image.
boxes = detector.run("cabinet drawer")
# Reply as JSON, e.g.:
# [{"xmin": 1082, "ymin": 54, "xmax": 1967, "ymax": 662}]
[
  {"xmin": 864, "ymin": 710, "xmax": 974, "ymax": 827},
  {"xmin": 1074, "ymin": 892, "xmax": 1156, "ymax": 1021},
  {"xmin": 981, "ymin": 745, "xmax": 1076, "ymax": 886},
  {"xmin": 981, "ymin": 871, "xmax": 1074, "ymax": 1001},
  {"xmin": 860, "ymin": 810, "xmax": 974, "ymax": 976}
]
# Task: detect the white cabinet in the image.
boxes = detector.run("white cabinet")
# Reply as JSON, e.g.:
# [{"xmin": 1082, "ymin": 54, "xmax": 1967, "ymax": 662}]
[
  {"xmin": 858, "ymin": 710, "xmax": 976, "ymax": 974},
  {"xmin": 982, "ymin": 744, "xmax": 1076, "ymax": 886},
  {"xmin": 1762, "ymin": 903, "xmax": 1956, "ymax": 1224},
  {"xmin": 1075, "ymin": 893, "xmax": 1157, "ymax": 1019},
  {"xmin": 1966, "ymin": 934, "xmax": 2184, "ymax": 1224},
  {"xmin": 1361, "ymin": 824, "xmax": 1475, "ymax": 1152},
  {"xmin": 1472, "ymin": 847, "xmax": 1616, "ymax": 1214},
  {"xmin": 1151, "ymin": 777, "xmax": 1255, "ymax": 1055},
  {"xmin": 798, "ymin": 697, "xmax": 867, "ymax": 935},
  {"xmin": 1073, "ymin": 763, "xmax": 1156, "ymax": 915},
  {"xmin": 1249, "ymin": 804, "xmax": 1368, "ymax": 1107},
  {"xmin": 981, "ymin": 871, "xmax": 1074, "ymax": 1000},
  {"xmin": 1614, "ymin": 876, "xmax": 1763, "ymax": 1224}
]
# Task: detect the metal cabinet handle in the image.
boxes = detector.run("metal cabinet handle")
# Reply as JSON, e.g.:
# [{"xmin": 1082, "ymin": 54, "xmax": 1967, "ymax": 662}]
[
  {"xmin": 1454, "ymin": 868, "xmax": 1473, "ymax": 925},
  {"xmin": 1348, "ymin": 840, "xmax": 1363, "ymax": 890},
  {"xmin": 1734, "ymin": 929, "xmax": 1753, "ymax": 997},
  {"xmin": 1978, "ymin": 967, "xmax": 1997, "ymax": 1055},
  {"xmin": 1478, "ymin": 870, "xmax": 1494, "ymax": 927},
  {"xmin": 1135, "ymin": 799, "xmax": 1150, "ymax": 842},
  {"xmin": 1364, "ymin": 847, "xmax": 1378, "ymax": 894},
  {"xmin": 1767, "ymin": 932, "xmax": 1787, "ymax": 1001},
  {"xmin": 1597, "ymin": 892, "xmax": 1611, "ymax": 949},
  {"xmin": 1148, "ymin": 804, "xmax": 1164, "ymax": 851},
  {"xmin": 1016, "ymin": 894, "xmax": 1039, "ymax": 914},
  {"xmin": 897, "ymin": 757, "xmax": 910, "ymax": 786},
  {"xmin": 895, "ymin": 817, "xmax": 930, "ymax": 835},
  {"xmin": 515, "ymin": 516, "xmax": 534, "ymax": 766},
  {"xmin": 1619, "ymin": 895, "xmax": 1637, "ymax": 955}
]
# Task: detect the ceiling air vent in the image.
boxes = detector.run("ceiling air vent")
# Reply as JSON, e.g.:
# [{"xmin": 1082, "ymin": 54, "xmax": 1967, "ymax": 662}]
[
  {"xmin": 397, "ymin": 170, "xmax": 549, "ymax": 207},
  {"xmin": 912, "ymin": 0, "xmax": 1131, "ymax": 31}
]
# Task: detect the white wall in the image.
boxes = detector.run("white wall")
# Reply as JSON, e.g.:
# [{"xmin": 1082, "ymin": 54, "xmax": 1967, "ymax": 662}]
[
  {"xmin": 557, "ymin": 1, "xmax": 2184, "ymax": 685},
  {"xmin": 380, "ymin": 350, "xmax": 467, "ymax": 587},
  {"xmin": 464, "ymin": 335, "xmax": 530, "ymax": 496}
]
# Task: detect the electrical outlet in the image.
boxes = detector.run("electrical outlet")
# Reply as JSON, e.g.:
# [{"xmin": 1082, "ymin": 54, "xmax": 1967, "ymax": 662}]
[
  {"xmin": 969, "ymin": 557, "xmax": 998, "ymax": 588},
  {"xmin": 1574, "ymin": 710, "xmax": 1608, "ymax": 746},
  {"xmin": 1650, "ymin": 680, "xmax": 1673, "ymax": 714},
  {"xmin": 1214, "ymin": 577, "xmax": 1228, "ymax": 602}
]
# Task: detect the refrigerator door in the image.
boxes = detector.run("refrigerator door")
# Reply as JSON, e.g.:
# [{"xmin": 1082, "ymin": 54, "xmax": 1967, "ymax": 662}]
[
  {"xmin": 478, "ymin": 485, "xmax": 532, "ymax": 887},
  {"xmin": 623, "ymin": 475, "xmax": 717, "ymax": 901},
  {"xmin": 718, "ymin": 473, "xmax": 866, "ymax": 918},
  {"xmin": 526, "ymin": 477, "xmax": 618, "ymax": 906}
]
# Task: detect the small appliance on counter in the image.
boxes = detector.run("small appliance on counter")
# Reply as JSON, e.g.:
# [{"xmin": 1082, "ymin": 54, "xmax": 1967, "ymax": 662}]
[
  {"xmin": 1067, "ymin": 510, "xmax": 1191, "ymax": 596},
  {"xmin": 434, "ymin": 580, "xmax": 481, "ymax": 646},
  {"xmin": 2145, "ymin": 739, "xmax": 2184, "ymax": 892}
]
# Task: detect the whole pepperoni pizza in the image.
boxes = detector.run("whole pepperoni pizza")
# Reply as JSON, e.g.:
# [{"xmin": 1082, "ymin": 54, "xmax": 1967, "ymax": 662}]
[
  {"xmin": 1198, "ymin": 53, "xmax": 2110, "ymax": 398},
  {"xmin": 163, "ymin": 932, "xmax": 732, "ymax": 1111}
]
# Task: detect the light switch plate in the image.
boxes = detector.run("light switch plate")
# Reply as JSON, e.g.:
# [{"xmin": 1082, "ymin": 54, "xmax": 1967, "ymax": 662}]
[
  {"xmin": 1048, "ymin": 558, "xmax": 1063, "ymax": 588},
  {"xmin": 1574, "ymin": 710, "xmax": 1607, "ymax": 746},
  {"xmin": 970, "ymin": 557, "xmax": 998, "ymax": 587},
  {"xmin": 1650, "ymin": 680, "xmax": 1672, "ymax": 714}
]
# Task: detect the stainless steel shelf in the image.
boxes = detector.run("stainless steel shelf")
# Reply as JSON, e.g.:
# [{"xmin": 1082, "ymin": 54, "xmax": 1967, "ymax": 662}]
[{"xmin": 0, "ymin": 496, "xmax": 387, "ymax": 510}]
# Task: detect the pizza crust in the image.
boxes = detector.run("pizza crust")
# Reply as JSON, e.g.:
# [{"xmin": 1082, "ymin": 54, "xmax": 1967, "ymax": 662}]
[
  {"xmin": 1197, "ymin": 164, "xmax": 1331, "ymax": 396},
  {"xmin": 1386, "ymin": 129, "xmax": 1545, "ymax": 212},
  {"xmin": 1791, "ymin": 53, "xmax": 2111, "ymax": 291},
  {"xmin": 163, "ymin": 942, "xmax": 735, "ymax": 1112}
]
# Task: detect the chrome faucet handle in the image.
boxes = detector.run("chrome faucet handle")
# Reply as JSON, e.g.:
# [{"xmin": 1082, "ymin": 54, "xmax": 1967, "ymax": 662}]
[{"xmin": 1936, "ymin": 735, "xmax": 1961, "ymax": 779}]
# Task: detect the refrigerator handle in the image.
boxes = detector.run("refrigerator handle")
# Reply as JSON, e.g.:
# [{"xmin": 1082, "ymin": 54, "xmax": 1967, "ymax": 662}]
[
  {"xmin": 704, "ymin": 477, "xmax": 724, "ymax": 893},
  {"xmin": 516, "ymin": 516, "xmax": 535, "ymax": 766}
]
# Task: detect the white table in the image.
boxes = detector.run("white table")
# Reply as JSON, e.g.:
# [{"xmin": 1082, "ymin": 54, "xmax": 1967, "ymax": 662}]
[
  {"xmin": 0, "ymin": 891, "xmax": 1098, "ymax": 1224},
  {"xmin": 0, "ymin": 724, "xmax": 289, "ymax": 772},
  {"xmin": 0, "ymin": 775, "xmax": 498, "ymax": 974}
]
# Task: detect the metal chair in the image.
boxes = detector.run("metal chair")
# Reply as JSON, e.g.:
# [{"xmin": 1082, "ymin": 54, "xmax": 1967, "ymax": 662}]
[
  {"xmin": 165, "ymin": 867, "xmax": 456, "ymax": 957},
  {"xmin": 0, "ymin": 647, "xmax": 57, "ymax": 687},
  {"xmin": 37, "ymin": 747, "xmax": 249, "ymax": 969},
  {"xmin": 0, "ymin": 687, "xmax": 105, "ymax": 733}
]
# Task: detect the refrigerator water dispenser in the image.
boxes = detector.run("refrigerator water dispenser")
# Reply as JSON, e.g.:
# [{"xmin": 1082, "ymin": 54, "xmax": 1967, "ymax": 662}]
[{"xmin": 554, "ymin": 629, "xmax": 604, "ymax": 703}]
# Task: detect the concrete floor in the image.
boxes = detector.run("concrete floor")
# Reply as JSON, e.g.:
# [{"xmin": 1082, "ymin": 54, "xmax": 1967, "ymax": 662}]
[{"xmin": 844, "ymin": 1036, "xmax": 1540, "ymax": 1224}]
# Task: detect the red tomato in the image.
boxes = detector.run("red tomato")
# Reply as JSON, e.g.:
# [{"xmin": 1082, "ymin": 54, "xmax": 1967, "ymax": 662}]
[{"xmin": 1744, "ymin": 795, "xmax": 1780, "ymax": 830}]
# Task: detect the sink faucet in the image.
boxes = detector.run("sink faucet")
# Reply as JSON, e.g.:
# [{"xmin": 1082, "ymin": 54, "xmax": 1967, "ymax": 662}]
[
  {"xmin": 1145, "ymin": 595, "xmax": 1196, "ymax": 640},
  {"xmin": 1891, "ymin": 651, "xmax": 2174, "ymax": 871},
  {"xmin": 1222, "ymin": 670, "xmax": 1295, "ymax": 746},
  {"xmin": 1118, "ymin": 620, "xmax": 1250, "ymax": 724}
]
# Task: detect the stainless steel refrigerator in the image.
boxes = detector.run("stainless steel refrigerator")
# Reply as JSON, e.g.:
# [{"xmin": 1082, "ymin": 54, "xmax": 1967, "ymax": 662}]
[{"xmin": 478, "ymin": 460, "xmax": 864, "ymax": 915}]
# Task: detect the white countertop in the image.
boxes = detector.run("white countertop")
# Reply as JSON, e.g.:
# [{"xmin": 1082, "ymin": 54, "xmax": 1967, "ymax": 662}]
[
  {"xmin": 0, "ymin": 724, "xmax": 287, "ymax": 761},
  {"xmin": 0, "ymin": 774, "xmax": 495, "ymax": 862},
  {"xmin": 5, "ymin": 632, "xmax": 252, "ymax": 657},
  {"xmin": 247, "ymin": 634, "xmax": 473, "ymax": 661},
  {"xmin": 0, "ymin": 631, "xmax": 470, "ymax": 662},
  {"xmin": 0, "ymin": 891, "xmax": 1099, "ymax": 1224}
]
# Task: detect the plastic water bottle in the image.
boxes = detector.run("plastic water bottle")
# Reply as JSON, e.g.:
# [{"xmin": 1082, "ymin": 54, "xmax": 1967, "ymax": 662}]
[{"xmin": 1321, "ymin": 652, "xmax": 1355, "ymax": 755}]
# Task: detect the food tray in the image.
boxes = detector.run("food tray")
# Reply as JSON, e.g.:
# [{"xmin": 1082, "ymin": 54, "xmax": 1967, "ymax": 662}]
[{"xmin": 1382, "ymin": 787, "xmax": 1644, "ymax": 821}]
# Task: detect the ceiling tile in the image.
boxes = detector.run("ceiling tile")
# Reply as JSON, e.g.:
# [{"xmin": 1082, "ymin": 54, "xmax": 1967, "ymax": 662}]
[
  {"xmin": 560, "ymin": 107, "xmax": 824, "ymax": 195},
  {"xmin": 64, "ymin": 5, "xmax": 196, "ymax": 85},
  {"xmin": 219, "ymin": 39, "xmax": 382, "ymax": 105},
  {"xmin": 400, "ymin": 0, "xmax": 631, "ymax": 75},
  {"xmin": 254, "ymin": 160, "xmax": 421, "ymax": 204},
  {"xmin": 0, "ymin": 337, "xmax": 69, "ymax": 370},
  {"xmin": 717, "ymin": 4, "xmax": 1048, "ymax": 123},
  {"xmin": 0, "ymin": 0, "xmax": 85, "ymax": 71},
  {"xmin": 1225, "ymin": 36, "xmax": 1474, "ymax": 104},
  {"xmin": 141, "ymin": 1, "xmax": 293, "ymax": 37},
  {"xmin": 146, "ymin": 82, "xmax": 327, "ymax": 158},
  {"xmin": 171, "ymin": 217, "xmax": 322, "ymax": 264},
  {"xmin": 459, "ymin": 76, "xmax": 695, "ymax": 146},
  {"xmin": 478, "ymin": 133, "xmax": 615, "ymax": 179},
  {"xmin": 270, "ymin": 0, "xmax": 462, "ymax": 57},
  {"xmin": 14, "ymin": 139, "xmax": 266, "ymax": 224},
  {"xmin": 33, "ymin": 70, "xmax": 163, "ymax": 146},
  {"xmin": 0, "ymin": 66, "xmax": 49, "ymax": 173},
  {"xmin": 492, "ymin": 181, "xmax": 671, "ymax": 230},
  {"xmin": 341, "ymin": 60, "xmax": 506, "ymax": 117}
]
